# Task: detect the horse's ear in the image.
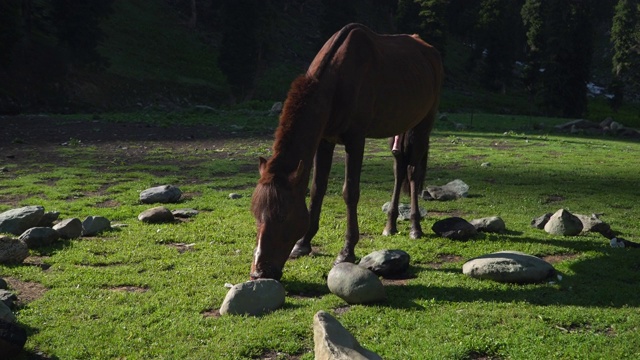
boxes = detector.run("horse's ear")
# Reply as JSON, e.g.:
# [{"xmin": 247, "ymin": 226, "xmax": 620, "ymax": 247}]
[
  {"xmin": 258, "ymin": 157, "xmax": 268, "ymax": 176},
  {"xmin": 288, "ymin": 160, "xmax": 304, "ymax": 185}
]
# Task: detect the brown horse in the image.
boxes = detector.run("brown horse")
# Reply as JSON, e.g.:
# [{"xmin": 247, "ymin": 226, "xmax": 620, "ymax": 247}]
[{"xmin": 250, "ymin": 23, "xmax": 443, "ymax": 280}]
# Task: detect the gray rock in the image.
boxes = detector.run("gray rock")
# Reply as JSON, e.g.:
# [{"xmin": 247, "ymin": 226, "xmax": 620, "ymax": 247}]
[
  {"xmin": 171, "ymin": 208, "xmax": 199, "ymax": 218},
  {"xmin": 313, "ymin": 310, "xmax": 382, "ymax": 360},
  {"xmin": 219, "ymin": 279, "xmax": 285, "ymax": 316},
  {"xmin": 600, "ymin": 117, "xmax": 613, "ymax": 128},
  {"xmin": 37, "ymin": 211, "xmax": 60, "ymax": 227},
  {"xmin": 327, "ymin": 263, "xmax": 386, "ymax": 304},
  {"xmin": 381, "ymin": 202, "xmax": 427, "ymax": 221},
  {"xmin": 0, "ymin": 206, "xmax": 45, "ymax": 235},
  {"xmin": 463, "ymin": 251, "xmax": 556, "ymax": 284},
  {"xmin": 268, "ymin": 101, "xmax": 283, "ymax": 116},
  {"xmin": 139, "ymin": 185, "xmax": 182, "ymax": 204},
  {"xmin": 544, "ymin": 209, "xmax": 583, "ymax": 236},
  {"xmin": 470, "ymin": 216, "xmax": 506, "ymax": 233},
  {"xmin": 554, "ymin": 119, "xmax": 600, "ymax": 130},
  {"xmin": 432, "ymin": 217, "xmax": 477, "ymax": 240},
  {"xmin": 53, "ymin": 218, "xmax": 83, "ymax": 239},
  {"xmin": 574, "ymin": 213, "xmax": 612, "ymax": 236},
  {"xmin": 19, "ymin": 227, "xmax": 60, "ymax": 248},
  {"xmin": 0, "ymin": 319, "xmax": 27, "ymax": 357},
  {"xmin": 0, "ymin": 302, "xmax": 16, "ymax": 323},
  {"xmin": 422, "ymin": 179, "xmax": 469, "ymax": 201},
  {"xmin": 228, "ymin": 193, "xmax": 242, "ymax": 200},
  {"xmin": 138, "ymin": 206, "xmax": 175, "ymax": 224},
  {"xmin": 82, "ymin": 216, "xmax": 111, "ymax": 237},
  {"xmin": 358, "ymin": 249, "xmax": 410, "ymax": 277},
  {"xmin": 531, "ymin": 213, "xmax": 552, "ymax": 229},
  {"xmin": 0, "ymin": 278, "xmax": 6, "ymax": 289},
  {"xmin": 0, "ymin": 290, "xmax": 16, "ymax": 309},
  {"xmin": 0, "ymin": 237, "xmax": 29, "ymax": 265}
]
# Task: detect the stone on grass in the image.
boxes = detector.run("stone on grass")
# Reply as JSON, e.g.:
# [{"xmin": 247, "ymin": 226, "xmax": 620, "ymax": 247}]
[
  {"xmin": 470, "ymin": 216, "xmax": 506, "ymax": 233},
  {"xmin": 53, "ymin": 218, "xmax": 83, "ymax": 239},
  {"xmin": 82, "ymin": 216, "xmax": 111, "ymax": 237},
  {"xmin": 219, "ymin": 279, "xmax": 285, "ymax": 316},
  {"xmin": 327, "ymin": 263, "xmax": 386, "ymax": 304},
  {"xmin": 358, "ymin": 249, "xmax": 410, "ymax": 277},
  {"xmin": 432, "ymin": 217, "xmax": 477, "ymax": 241},
  {"xmin": 531, "ymin": 213, "xmax": 552, "ymax": 229},
  {"xmin": 37, "ymin": 211, "xmax": 60, "ymax": 227},
  {"xmin": 544, "ymin": 209, "xmax": 582, "ymax": 236},
  {"xmin": 19, "ymin": 227, "xmax": 60, "ymax": 248},
  {"xmin": 0, "ymin": 290, "xmax": 16, "ymax": 309},
  {"xmin": 0, "ymin": 319, "xmax": 28, "ymax": 358},
  {"xmin": 0, "ymin": 206, "xmax": 45, "ymax": 236},
  {"xmin": 463, "ymin": 251, "xmax": 556, "ymax": 284},
  {"xmin": 422, "ymin": 179, "xmax": 469, "ymax": 201},
  {"xmin": 313, "ymin": 310, "xmax": 382, "ymax": 360},
  {"xmin": 139, "ymin": 185, "xmax": 182, "ymax": 204},
  {"xmin": 138, "ymin": 206, "xmax": 175, "ymax": 224},
  {"xmin": 0, "ymin": 301, "xmax": 16, "ymax": 323},
  {"xmin": 172, "ymin": 208, "xmax": 199, "ymax": 218},
  {"xmin": 0, "ymin": 237, "xmax": 29, "ymax": 265},
  {"xmin": 574, "ymin": 214, "xmax": 612, "ymax": 236},
  {"xmin": 381, "ymin": 202, "xmax": 427, "ymax": 221},
  {"xmin": 228, "ymin": 193, "xmax": 242, "ymax": 200}
]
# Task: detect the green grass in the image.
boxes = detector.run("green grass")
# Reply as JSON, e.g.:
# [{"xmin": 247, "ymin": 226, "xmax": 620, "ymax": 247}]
[{"xmin": 1, "ymin": 112, "xmax": 640, "ymax": 359}]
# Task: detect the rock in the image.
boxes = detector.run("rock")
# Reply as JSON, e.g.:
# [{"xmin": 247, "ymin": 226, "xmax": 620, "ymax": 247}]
[
  {"xmin": 268, "ymin": 101, "xmax": 283, "ymax": 116},
  {"xmin": 19, "ymin": 227, "xmax": 60, "ymax": 248},
  {"xmin": 422, "ymin": 179, "xmax": 469, "ymax": 200},
  {"xmin": 0, "ymin": 278, "xmax": 6, "ymax": 289},
  {"xmin": 0, "ymin": 290, "xmax": 16, "ymax": 309},
  {"xmin": 610, "ymin": 237, "xmax": 640, "ymax": 248},
  {"xmin": 82, "ymin": 216, "xmax": 111, "ymax": 237},
  {"xmin": 37, "ymin": 211, "xmax": 60, "ymax": 227},
  {"xmin": 481, "ymin": 162, "xmax": 491, "ymax": 167},
  {"xmin": 139, "ymin": 185, "xmax": 182, "ymax": 204},
  {"xmin": 432, "ymin": 217, "xmax": 477, "ymax": 241},
  {"xmin": 358, "ymin": 249, "xmax": 410, "ymax": 277},
  {"xmin": 219, "ymin": 279, "xmax": 285, "ymax": 316},
  {"xmin": 531, "ymin": 213, "xmax": 552, "ymax": 229},
  {"xmin": 313, "ymin": 310, "xmax": 382, "ymax": 360},
  {"xmin": 381, "ymin": 202, "xmax": 427, "ymax": 221},
  {"xmin": 574, "ymin": 213, "xmax": 611, "ymax": 236},
  {"xmin": 600, "ymin": 117, "xmax": 613, "ymax": 128},
  {"xmin": 463, "ymin": 251, "xmax": 556, "ymax": 284},
  {"xmin": 0, "ymin": 301, "xmax": 16, "ymax": 323},
  {"xmin": 544, "ymin": 209, "xmax": 583, "ymax": 236},
  {"xmin": 171, "ymin": 208, "xmax": 199, "ymax": 218},
  {"xmin": 327, "ymin": 263, "xmax": 386, "ymax": 304},
  {"xmin": 610, "ymin": 121, "xmax": 624, "ymax": 131},
  {"xmin": 228, "ymin": 193, "xmax": 242, "ymax": 200},
  {"xmin": 0, "ymin": 205, "xmax": 45, "ymax": 235},
  {"xmin": 470, "ymin": 216, "xmax": 506, "ymax": 233},
  {"xmin": 138, "ymin": 206, "xmax": 175, "ymax": 224},
  {"xmin": 0, "ymin": 319, "xmax": 28, "ymax": 357},
  {"xmin": 0, "ymin": 237, "xmax": 29, "ymax": 265},
  {"xmin": 53, "ymin": 218, "xmax": 83, "ymax": 239}
]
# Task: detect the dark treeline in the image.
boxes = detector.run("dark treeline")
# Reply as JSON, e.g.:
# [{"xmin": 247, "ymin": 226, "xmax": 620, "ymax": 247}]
[{"xmin": 1, "ymin": 0, "xmax": 639, "ymax": 116}]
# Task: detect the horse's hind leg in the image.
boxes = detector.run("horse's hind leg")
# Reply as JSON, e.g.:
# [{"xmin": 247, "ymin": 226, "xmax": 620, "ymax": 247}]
[
  {"xmin": 408, "ymin": 139, "xmax": 428, "ymax": 239},
  {"xmin": 383, "ymin": 135, "xmax": 407, "ymax": 236},
  {"xmin": 290, "ymin": 140, "xmax": 335, "ymax": 258}
]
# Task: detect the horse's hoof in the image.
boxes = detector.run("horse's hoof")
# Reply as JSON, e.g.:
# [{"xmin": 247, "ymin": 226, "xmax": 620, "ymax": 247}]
[
  {"xmin": 382, "ymin": 227, "xmax": 398, "ymax": 236},
  {"xmin": 410, "ymin": 230, "xmax": 423, "ymax": 239},
  {"xmin": 289, "ymin": 244, "xmax": 312, "ymax": 259},
  {"xmin": 333, "ymin": 252, "xmax": 356, "ymax": 266}
]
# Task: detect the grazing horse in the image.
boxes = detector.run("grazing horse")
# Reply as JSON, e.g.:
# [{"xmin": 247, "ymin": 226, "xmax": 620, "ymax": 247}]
[{"xmin": 250, "ymin": 23, "xmax": 443, "ymax": 280}]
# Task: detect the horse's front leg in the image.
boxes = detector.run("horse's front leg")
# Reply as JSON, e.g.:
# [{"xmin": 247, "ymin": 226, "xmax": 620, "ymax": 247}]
[
  {"xmin": 290, "ymin": 140, "xmax": 335, "ymax": 258},
  {"xmin": 335, "ymin": 137, "xmax": 365, "ymax": 265},
  {"xmin": 383, "ymin": 136, "xmax": 407, "ymax": 236}
]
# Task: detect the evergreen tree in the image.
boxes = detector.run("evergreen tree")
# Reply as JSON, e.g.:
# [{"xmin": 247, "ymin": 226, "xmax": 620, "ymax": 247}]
[
  {"xmin": 610, "ymin": 0, "xmax": 640, "ymax": 110},
  {"xmin": 0, "ymin": 0, "xmax": 22, "ymax": 68}
]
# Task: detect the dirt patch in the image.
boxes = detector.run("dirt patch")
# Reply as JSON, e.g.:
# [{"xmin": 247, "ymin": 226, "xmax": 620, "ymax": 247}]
[
  {"xmin": 4, "ymin": 277, "xmax": 49, "ymax": 306},
  {"xmin": 426, "ymin": 254, "xmax": 464, "ymax": 269},
  {"xmin": 166, "ymin": 242, "xmax": 197, "ymax": 253},
  {"xmin": 201, "ymin": 308, "xmax": 221, "ymax": 318},
  {"xmin": 23, "ymin": 256, "xmax": 52, "ymax": 271},
  {"xmin": 259, "ymin": 350, "xmax": 304, "ymax": 360},
  {"xmin": 542, "ymin": 253, "xmax": 580, "ymax": 264},
  {"xmin": 333, "ymin": 305, "xmax": 351, "ymax": 315}
]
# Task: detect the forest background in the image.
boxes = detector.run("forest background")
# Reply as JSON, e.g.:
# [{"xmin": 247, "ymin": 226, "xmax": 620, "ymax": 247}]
[{"xmin": 0, "ymin": 0, "xmax": 639, "ymax": 122}]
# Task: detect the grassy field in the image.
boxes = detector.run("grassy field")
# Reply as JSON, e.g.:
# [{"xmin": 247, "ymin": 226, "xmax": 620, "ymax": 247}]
[{"xmin": 1, "ymin": 111, "xmax": 639, "ymax": 359}]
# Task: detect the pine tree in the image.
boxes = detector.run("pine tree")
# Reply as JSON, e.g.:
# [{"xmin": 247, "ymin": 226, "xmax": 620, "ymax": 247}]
[{"xmin": 610, "ymin": 0, "xmax": 640, "ymax": 110}]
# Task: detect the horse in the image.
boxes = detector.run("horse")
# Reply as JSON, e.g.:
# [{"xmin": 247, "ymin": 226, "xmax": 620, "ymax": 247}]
[{"xmin": 250, "ymin": 23, "xmax": 443, "ymax": 280}]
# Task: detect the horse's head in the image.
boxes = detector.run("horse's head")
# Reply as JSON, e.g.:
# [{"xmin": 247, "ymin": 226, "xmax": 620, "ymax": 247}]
[{"xmin": 250, "ymin": 158, "xmax": 308, "ymax": 280}]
